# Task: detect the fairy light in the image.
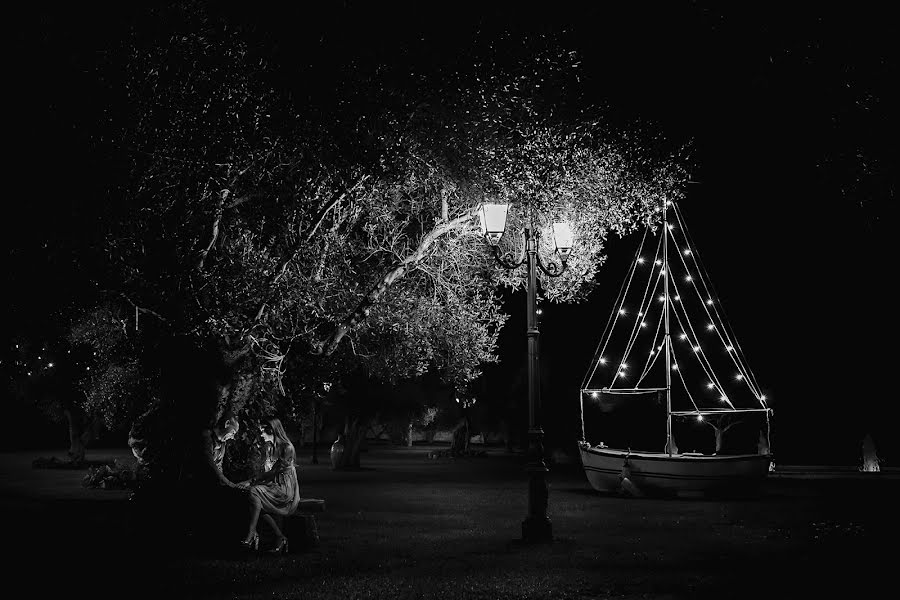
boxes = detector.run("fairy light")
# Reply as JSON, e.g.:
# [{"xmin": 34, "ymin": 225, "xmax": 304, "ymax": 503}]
[
  {"xmin": 679, "ymin": 333, "xmax": 688, "ymax": 340},
  {"xmin": 674, "ymin": 295, "xmax": 681, "ymax": 301},
  {"xmin": 591, "ymin": 391, "xmax": 599, "ymax": 398},
  {"xmin": 736, "ymin": 373, "xmax": 744, "ymax": 380},
  {"xmin": 706, "ymin": 383, "xmax": 715, "ymax": 389},
  {"xmin": 686, "ymin": 275, "xmax": 693, "ymax": 282},
  {"xmin": 47, "ymin": 363, "xmax": 54, "ymax": 368},
  {"xmin": 660, "ymin": 269, "xmax": 666, "ymax": 275},
  {"xmin": 621, "ymin": 363, "xmax": 628, "ymax": 369},
  {"xmin": 637, "ymin": 257, "xmax": 645, "ymax": 264},
  {"xmin": 667, "ymin": 224, "xmax": 674, "ymax": 230},
  {"xmin": 720, "ymin": 395, "xmax": 728, "ymax": 402},
  {"xmin": 599, "ymin": 357, "xmax": 607, "ymax": 364},
  {"xmin": 706, "ymin": 324, "xmax": 715, "ymax": 331},
  {"xmin": 638, "ymin": 311, "xmax": 644, "ymax": 316},
  {"xmin": 683, "ymin": 249, "xmax": 692, "ymax": 256},
  {"xmin": 649, "ymin": 349, "xmax": 655, "ymax": 355},
  {"xmin": 760, "ymin": 395, "xmax": 767, "ymax": 402},
  {"xmin": 619, "ymin": 308, "xmax": 626, "ymax": 315},
  {"xmin": 640, "ymin": 321, "xmax": 647, "ymax": 328},
  {"xmin": 658, "ymin": 295, "xmax": 666, "ymax": 302},
  {"xmin": 726, "ymin": 346, "xmax": 734, "ymax": 352},
  {"xmin": 692, "ymin": 346, "xmax": 700, "ymax": 353},
  {"xmin": 655, "ymin": 259, "xmax": 662, "ymax": 266},
  {"xmin": 706, "ymin": 299, "xmax": 713, "ymax": 305},
  {"xmin": 696, "ymin": 414, "xmax": 704, "ymax": 421},
  {"xmin": 671, "ymin": 363, "xmax": 678, "ymax": 370}
]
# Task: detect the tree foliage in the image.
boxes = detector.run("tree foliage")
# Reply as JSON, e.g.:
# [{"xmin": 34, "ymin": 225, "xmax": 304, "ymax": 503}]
[{"xmin": 67, "ymin": 4, "xmax": 688, "ymax": 471}]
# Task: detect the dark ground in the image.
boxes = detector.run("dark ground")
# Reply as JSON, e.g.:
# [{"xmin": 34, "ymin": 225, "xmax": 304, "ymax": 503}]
[{"xmin": 2, "ymin": 445, "xmax": 896, "ymax": 600}]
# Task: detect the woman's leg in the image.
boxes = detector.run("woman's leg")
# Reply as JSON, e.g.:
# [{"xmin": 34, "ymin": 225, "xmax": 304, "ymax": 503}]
[
  {"xmin": 260, "ymin": 513, "xmax": 285, "ymax": 541},
  {"xmin": 243, "ymin": 491, "xmax": 262, "ymax": 542}
]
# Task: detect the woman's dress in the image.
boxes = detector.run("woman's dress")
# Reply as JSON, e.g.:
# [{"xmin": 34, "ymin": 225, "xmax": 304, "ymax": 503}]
[{"xmin": 250, "ymin": 442, "xmax": 301, "ymax": 516}]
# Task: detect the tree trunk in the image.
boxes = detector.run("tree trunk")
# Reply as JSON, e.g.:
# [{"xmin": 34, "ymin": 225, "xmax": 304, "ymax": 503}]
[
  {"xmin": 407, "ymin": 421, "xmax": 414, "ymax": 447},
  {"xmin": 714, "ymin": 428, "xmax": 723, "ymax": 454},
  {"xmin": 336, "ymin": 418, "xmax": 365, "ymax": 469},
  {"xmin": 450, "ymin": 416, "xmax": 469, "ymax": 456},
  {"xmin": 64, "ymin": 408, "xmax": 87, "ymax": 464}
]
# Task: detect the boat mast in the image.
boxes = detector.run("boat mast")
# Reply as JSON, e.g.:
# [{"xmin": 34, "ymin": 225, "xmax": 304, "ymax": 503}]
[{"xmin": 663, "ymin": 198, "xmax": 673, "ymax": 456}]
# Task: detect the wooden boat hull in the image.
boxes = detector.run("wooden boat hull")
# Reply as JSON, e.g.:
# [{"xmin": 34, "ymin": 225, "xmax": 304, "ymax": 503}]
[{"xmin": 579, "ymin": 443, "xmax": 771, "ymax": 497}]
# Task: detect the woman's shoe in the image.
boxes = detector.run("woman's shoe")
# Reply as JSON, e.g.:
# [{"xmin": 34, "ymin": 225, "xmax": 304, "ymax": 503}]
[
  {"xmin": 240, "ymin": 532, "xmax": 259, "ymax": 551},
  {"xmin": 269, "ymin": 536, "xmax": 289, "ymax": 554}
]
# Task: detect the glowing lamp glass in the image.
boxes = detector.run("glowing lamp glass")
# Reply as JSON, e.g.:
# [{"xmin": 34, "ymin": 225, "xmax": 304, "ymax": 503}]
[
  {"xmin": 552, "ymin": 221, "xmax": 574, "ymax": 261},
  {"xmin": 478, "ymin": 203, "xmax": 509, "ymax": 246}
]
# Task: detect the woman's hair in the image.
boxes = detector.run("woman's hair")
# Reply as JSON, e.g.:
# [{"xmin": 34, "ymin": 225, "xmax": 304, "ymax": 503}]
[{"xmin": 265, "ymin": 417, "xmax": 293, "ymax": 457}]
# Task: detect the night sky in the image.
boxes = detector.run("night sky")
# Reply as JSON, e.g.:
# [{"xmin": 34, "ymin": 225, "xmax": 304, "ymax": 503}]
[{"xmin": 5, "ymin": 2, "xmax": 894, "ymax": 462}]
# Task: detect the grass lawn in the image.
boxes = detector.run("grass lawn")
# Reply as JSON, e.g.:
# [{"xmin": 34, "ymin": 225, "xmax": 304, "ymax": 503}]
[{"xmin": 2, "ymin": 446, "xmax": 895, "ymax": 600}]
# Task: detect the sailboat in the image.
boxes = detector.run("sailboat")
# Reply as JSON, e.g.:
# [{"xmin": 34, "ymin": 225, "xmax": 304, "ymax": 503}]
[{"xmin": 578, "ymin": 199, "xmax": 772, "ymax": 497}]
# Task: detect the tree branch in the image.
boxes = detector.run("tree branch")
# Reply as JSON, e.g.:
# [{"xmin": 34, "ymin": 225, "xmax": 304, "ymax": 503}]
[
  {"xmin": 195, "ymin": 188, "xmax": 228, "ymax": 270},
  {"xmin": 251, "ymin": 175, "xmax": 371, "ymax": 323},
  {"xmin": 313, "ymin": 210, "xmax": 477, "ymax": 356}
]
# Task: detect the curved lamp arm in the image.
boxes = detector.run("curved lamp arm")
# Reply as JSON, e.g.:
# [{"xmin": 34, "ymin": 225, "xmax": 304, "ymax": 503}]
[
  {"xmin": 534, "ymin": 249, "xmax": 567, "ymax": 278},
  {"xmin": 491, "ymin": 229, "xmax": 527, "ymax": 270}
]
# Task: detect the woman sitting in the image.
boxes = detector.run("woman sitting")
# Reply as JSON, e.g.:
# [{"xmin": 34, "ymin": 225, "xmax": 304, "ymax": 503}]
[{"xmin": 239, "ymin": 417, "xmax": 300, "ymax": 553}]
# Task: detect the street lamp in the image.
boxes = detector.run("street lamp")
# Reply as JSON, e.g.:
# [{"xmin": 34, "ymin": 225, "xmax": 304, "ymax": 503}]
[{"xmin": 479, "ymin": 201, "xmax": 572, "ymax": 543}]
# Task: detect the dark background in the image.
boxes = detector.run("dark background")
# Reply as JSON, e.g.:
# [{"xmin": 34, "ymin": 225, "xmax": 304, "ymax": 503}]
[{"xmin": 4, "ymin": 2, "xmax": 893, "ymax": 463}]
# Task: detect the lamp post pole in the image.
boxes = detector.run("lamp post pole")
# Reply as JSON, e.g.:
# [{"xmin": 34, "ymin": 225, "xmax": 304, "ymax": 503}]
[
  {"xmin": 522, "ymin": 223, "xmax": 552, "ymax": 543},
  {"xmin": 479, "ymin": 202, "xmax": 571, "ymax": 544}
]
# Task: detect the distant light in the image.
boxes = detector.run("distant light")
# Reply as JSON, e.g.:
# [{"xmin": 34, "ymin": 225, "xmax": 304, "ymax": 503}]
[
  {"xmin": 27, "ymin": 372, "xmax": 32, "ymax": 376},
  {"xmin": 37, "ymin": 356, "xmax": 42, "ymax": 360},
  {"xmin": 692, "ymin": 346, "xmax": 700, "ymax": 353},
  {"xmin": 536, "ymin": 308, "xmax": 543, "ymax": 315},
  {"xmin": 47, "ymin": 363, "xmax": 54, "ymax": 368},
  {"xmin": 16, "ymin": 344, "xmax": 19, "ymax": 349},
  {"xmin": 707, "ymin": 383, "xmax": 715, "ymax": 389},
  {"xmin": 86, "ymin": 367, "xmax": 90, "ymax": 371},
  {"xmin": 679, "ymin": 333, "xmax": 688, "ymax": 340}
]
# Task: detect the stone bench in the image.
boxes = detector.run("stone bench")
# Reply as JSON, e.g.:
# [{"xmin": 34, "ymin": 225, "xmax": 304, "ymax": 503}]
[{"xmin": 267, "ymin": 498, "xmax": 325, "ymax": 553}]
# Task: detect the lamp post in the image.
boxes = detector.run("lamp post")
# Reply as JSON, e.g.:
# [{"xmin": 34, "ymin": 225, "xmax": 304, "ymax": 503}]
[{"xmin": 478, "ymin": 202, "xmax": 573, "ymax": 543}]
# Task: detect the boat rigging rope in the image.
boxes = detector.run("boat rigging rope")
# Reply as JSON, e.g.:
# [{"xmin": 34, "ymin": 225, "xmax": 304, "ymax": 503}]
[
  {"xmin": 673, "ymin": 204, "xmax": 766, "ymax": 404},
  {"xmin": 580, "ymin": 228, "xmax": 651, "ymax": 390},
  {"xmin": 667, "ymin": 277, "xmax": 736, "ymax": 409}
]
